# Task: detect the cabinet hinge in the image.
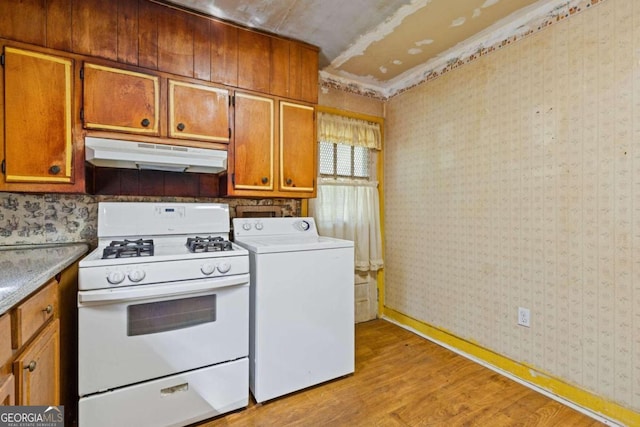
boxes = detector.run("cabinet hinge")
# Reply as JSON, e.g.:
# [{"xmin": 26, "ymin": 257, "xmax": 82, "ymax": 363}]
[
  {"xmin": 231, "ymin": 173, "xmax": 235, "ymax": 185},
  {"xmin": 230, "ymin": 95, "xmax": 235, "ymax": 107},
  {"xmin": 228, "ymin": 128, "xmax": 231, "ymax": 139},
  {"xmin": 1, "ymin": 159, "xmax": 5, "ymax": 175},
  {"xmin": 79, "ymin": 67, "xmax": 84, "ymax": 80},
  {"xmin": 80, "ymin": 108, "xmax": 84, "ymax": 121},
  {"xmin": 0, "ymin": 54, "xmax": 5, "ymax": 67}
]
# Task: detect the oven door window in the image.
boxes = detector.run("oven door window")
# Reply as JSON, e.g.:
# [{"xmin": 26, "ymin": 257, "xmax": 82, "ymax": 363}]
[{"xmin": 127, "ymin": 294, "xmax": 216, "ymax": 336}]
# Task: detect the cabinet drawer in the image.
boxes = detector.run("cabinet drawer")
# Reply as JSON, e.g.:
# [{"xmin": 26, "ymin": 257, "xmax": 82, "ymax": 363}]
[
  {"xmin": 0, "ymin": 313, "xmax": 11, "ymax": 367},
  {"xmin": 12, "ymin": 280, "xmax": 58, "ymax": 349}
]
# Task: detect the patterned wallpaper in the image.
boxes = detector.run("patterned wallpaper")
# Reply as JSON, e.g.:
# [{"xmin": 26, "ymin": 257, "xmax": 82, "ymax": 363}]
[
  {"xmin": 385, "ymin": 0, "xmax": 638, "ymax": 413},
  {"xmin": 0, "ymin": 193, "xmax": 300, "ymax": 247}
]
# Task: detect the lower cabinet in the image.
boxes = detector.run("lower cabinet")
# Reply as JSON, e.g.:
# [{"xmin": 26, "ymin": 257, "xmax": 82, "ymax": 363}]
[
  {"xmin": 0, "ymin": 374, "xmax": 14, "ymax": 405},
  {"xmin": 14, "ymin": 320, "xmax": 60, "ymax": 405},
  {"xmin": 0, "ymin": 261, "xmax": 78, "ymax": 425}
]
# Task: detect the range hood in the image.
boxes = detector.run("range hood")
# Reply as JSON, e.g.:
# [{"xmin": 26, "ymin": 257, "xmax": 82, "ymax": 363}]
[{"xmin": 85, "ymin": 137, "xmax": 227, "ymax": 174}]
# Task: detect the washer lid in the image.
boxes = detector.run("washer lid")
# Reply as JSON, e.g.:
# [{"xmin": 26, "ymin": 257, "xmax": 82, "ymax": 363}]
[{"xmin": 234, "ymin": 235, "xmax": 353, "ymax": 254}]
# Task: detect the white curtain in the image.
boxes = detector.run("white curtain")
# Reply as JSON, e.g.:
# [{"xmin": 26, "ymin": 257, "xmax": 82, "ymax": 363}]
[{"xmin": 310, "ymin": 179, "xmax": 383, "ymax": 272}]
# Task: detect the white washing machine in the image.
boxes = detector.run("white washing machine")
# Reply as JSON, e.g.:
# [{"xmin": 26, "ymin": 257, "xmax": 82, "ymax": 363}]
[{"xmin": 233, "ymin": 217, "xmax": 355, "ymax": 403}]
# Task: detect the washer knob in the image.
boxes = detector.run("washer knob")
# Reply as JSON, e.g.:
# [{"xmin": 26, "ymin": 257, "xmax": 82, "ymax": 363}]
[
  {"xmin": 242, "ymin": 222, "xmax": 252, "ymax": 231},
  {"xmin": 128, "ymin": 270, "xmax": 146, "ymax": 282},
  {"xmin": 107, "ymin": 270, "xmax": 125, "ymax": 285},
  {"xmin": 255, "ymin": 222, "xmax": 263, "ymax": 230},
  {"xmin": 201, "ymin": 263, "xmax": 216, "ymax": 275},
  {"xmin": 217, "ymin": 262, "xmax": 231, "ymax": 274}
]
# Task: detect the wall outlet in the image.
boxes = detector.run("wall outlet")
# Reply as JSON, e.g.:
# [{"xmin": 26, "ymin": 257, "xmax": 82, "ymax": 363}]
[{"xmin": 518, "ymin": 307, "xmax": 530, "ymax": 327}]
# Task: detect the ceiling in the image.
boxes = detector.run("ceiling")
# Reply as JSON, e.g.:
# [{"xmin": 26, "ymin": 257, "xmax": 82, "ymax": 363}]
[{"xmin": 162, "ymin": 0, "xmax": 572, "ymax": 97}]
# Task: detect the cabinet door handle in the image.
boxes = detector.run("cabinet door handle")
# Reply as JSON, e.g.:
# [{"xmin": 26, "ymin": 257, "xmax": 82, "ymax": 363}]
[
  {"xmin": 261, "ymin": 177, "xmax": 268, "ymax": 184},
  {"xmin": 141, "ymin": 118, "xmax": 151, "ymax": 127},
  {"xmin": 177, "ymin": 123, "xmax": 185, "ymax": 131},
  {"xmin": 286, "ymin": 178, "xmax": 293, "ymax": 185},
  {"xmin": 43, "ymin": 305, "xmax": 53, "ymax": 315},
  {"xmin": 25, "ymin": 361, "xmax": 37, "ymax": 372},
  {"xmin": 49, "ymin": 165, "xmax": 61, "ymax": 175}
]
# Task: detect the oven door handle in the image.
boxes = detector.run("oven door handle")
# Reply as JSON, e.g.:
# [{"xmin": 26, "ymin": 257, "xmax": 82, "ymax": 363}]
[{"xmin": 78, "ymin": 274, "xmax": 249, "ymax": 305}]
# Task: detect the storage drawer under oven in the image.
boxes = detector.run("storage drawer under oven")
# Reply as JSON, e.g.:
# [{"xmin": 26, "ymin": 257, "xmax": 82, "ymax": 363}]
[
  {"xmin": 79, "ymin": 358, "xmax": 248, "ymax": 427},
  {"xmin": 78, "ymin": 276, "xmax": 249, "ymax": 396}
]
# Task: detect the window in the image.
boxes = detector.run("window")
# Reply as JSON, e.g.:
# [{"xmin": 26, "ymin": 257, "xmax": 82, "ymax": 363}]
[{"xmin": 319, "ymin": 141, "xmax": 371, "ymax": 180}]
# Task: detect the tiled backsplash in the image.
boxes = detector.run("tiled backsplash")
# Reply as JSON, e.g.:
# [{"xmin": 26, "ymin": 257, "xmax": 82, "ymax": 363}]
[{"xmin": 0, "ymin": 192, "xmax": 300, "ymax": 247}]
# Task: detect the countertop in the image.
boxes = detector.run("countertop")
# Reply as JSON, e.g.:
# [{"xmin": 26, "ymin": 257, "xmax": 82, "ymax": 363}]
[{"xmin": 0, "ymin": 243, "xmax": 89, "ymax": 316}]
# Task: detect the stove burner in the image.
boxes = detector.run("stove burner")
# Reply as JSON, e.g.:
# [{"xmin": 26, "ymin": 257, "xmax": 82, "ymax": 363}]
[
  {"xmin": 186, "ymin": 236, "xmax": 233, "ymax": 253},
  {"xmin": 102, "ymin": 239, "xmax": 154, "ymax": 259}
]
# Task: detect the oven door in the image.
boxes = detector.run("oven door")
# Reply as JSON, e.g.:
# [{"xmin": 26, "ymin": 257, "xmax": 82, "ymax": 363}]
[{"xmin": 78, "ymin": 274, "xmax": 249, "ymax": 397}]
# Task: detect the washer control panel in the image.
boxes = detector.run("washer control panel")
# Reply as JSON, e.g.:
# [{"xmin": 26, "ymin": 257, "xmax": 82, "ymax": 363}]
[{"xmin": 233, "ymin": 217, "xmax": 318, "ymax": 238}]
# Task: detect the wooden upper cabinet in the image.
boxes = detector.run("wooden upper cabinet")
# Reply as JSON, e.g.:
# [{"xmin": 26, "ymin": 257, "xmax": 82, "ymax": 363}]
[
  {"xmin": 270, "ymin": 39, "xmax": 318, "ymax": 103},
  {"xmin": 157, "ymin": 6, "xmax": 194, "ymax": 77},
  {"xmin": 82, "ymin": 63, "xmax": 160, "ymax": 135},
  {"xmin": 2, "ymin": 46, "xmax": 73, "ymax": 184},
  {"xmin": 279, "ymin": 101, "xmax": 315, "ymax": 195},
  {"xmin": 210, "ymin": 20, "xmax": 238, "ymax": 87},
  {"xmin": 290, "ymin": 43, "xmax": 319, "ymax": 103},
  {"xmin": 232, "ymin": 92, "xmax": 274, "ymax": 191},
  {"xmin": 270, "ymin": 38, "xmax": 290, "ymax": 98},
  {"xmin": 72, "ymin": 0, "xmax": 118, "ymax": 61},
  {"xmin": 168, "ymin": 79, "xmax": 230, "ymax": 143},
  {"xmin": 238, "ymin": 29, "xmax": 271, "ymax": 94},
  {"xmin": 226, "ymin": 94, "xmax": 316, "ymax": 198}
]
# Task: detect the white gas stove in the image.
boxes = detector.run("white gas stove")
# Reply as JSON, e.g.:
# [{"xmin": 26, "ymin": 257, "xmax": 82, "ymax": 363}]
[{"xmin": 78, "ymin": 202, "xmax": 250, "ymax": 427}]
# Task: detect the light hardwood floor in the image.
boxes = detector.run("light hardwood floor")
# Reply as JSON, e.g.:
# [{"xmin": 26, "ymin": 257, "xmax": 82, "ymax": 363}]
[{"xmin": 197, "ymin": 319, "xmax": 603, "ymax": 426}]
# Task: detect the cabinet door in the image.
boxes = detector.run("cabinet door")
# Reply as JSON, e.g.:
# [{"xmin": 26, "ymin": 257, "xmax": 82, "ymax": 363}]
[
  {"xmin": 82, "ymin": 63, "xmax": 159, "ymax": 135},
  {"xmin": 290, "ymin": 43, "xmax": 319, "ymax": 104},
  {"xmin": 0, "ymin": 374, "xmax": 14, "ymax": 405},
  {"xmin": 280, "ymin": 102, "xmax": 315, "ymax": 194},
  {"xmin": 14, "ymin": 319, "xmax": 60, "ymax": 406},
  {"xmin": 168, "ymin": 80, "xmax": 230, "ymax": 143},
  {"xmin": 233, "ymin": 93, "xmax": 274, "ymax": 191},
  {"xmin": 3, "ymin": 46, "xmax": 73, "ymax": 183},
  {"xmin": 237, "ymin": 30, "xmax": 270, "ymax": 94}
]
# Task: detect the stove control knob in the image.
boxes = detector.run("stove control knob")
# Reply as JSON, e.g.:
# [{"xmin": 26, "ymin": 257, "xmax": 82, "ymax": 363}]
[
  {"xmin": 242, "ymin": 222, "xmax": 252, "ymax": 231},
  {"xmin": 201, "ymin": 263, "xmax": 216, "ymax": 276},
  {"xmin": 217, "ymin": 262, "xmax": 231, "ymax": 274},
  {"xmin": 107, "ymin": 271, "xmax": 125, "ymax": 285},
  {"xmin": 128, "ymin": 270, "xmax": 146, "ymax": 282},
  {"xmin": 255, "ymin": 222, "xmax": 263, "ymax": 230}
]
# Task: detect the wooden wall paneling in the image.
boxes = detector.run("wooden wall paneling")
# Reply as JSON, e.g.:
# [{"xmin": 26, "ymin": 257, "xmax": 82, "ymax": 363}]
[
  {"xmin": 198, "ymin": 174, "xmax": 219, "ymax": 197},
  {"xmin": 138, "ymin": 170, "xmax": 165, "ymax": 195},
  {"xmin": 71, "ymin": 0, "xmax": 118, "ymax": 60},
  {"xmin": 237, "ymin": 29, "xmax": 270, "ymax": 94},
  {"xmin": 193, "ymin": 16, "xmax": 211, "ymax": 81},
  {"xmin": 164, "ymin": 172, "xmax": 198, "ymax": 197},
  {"xmin": 0, "ymin": 0, "xmax": 46, "ymax": 46},
  {"xmin": 270, "ymin": 37, "xmax": 289, "ymax": 98},
  {"xmin": 118, "ymin": 169, "xmax": 140, "ymax": 195},
  {"xmin": 138, "ymin": 0, "xmax": 159, "ymax": 70},
  {"xmin": 117, "ymin": 0, "xmax": 139, "ymax": 65},
  {"xmin": 210, "ymin": 20, "xmax": 237, "ymax": 87},
  {"xmin": 157, "ymin": 6, "xmax": 194, "ymax": 77},
  {"xmin": 92, "ymin": 168, "xmax": 122, "ymax": 195},
  {"xmin": 45, "ymin": 0, "xmax": 72, "ymax": 51}
]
